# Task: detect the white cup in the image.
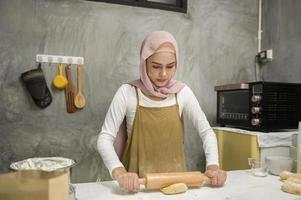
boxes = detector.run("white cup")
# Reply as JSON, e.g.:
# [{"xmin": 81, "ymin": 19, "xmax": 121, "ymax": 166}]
[{"xmin": 248, "ymin": 158, "xmax": 268, "ymax": 177}]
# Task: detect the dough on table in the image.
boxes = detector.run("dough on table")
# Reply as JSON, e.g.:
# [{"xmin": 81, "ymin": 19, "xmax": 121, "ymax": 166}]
[
  {"xmin": 282, "ymin": 179, "xmax": 301, "ymax": 195},
  {"xmin": 281, "ymin": 172, "xmax": 301, "ymax": 195},
  {"xmin": 280, "ymin": 171, "xmax": 301, "ymax": 181},
  {"xmin": 160, "ymin": 183, "xmax": 188, "ymax": 195}
]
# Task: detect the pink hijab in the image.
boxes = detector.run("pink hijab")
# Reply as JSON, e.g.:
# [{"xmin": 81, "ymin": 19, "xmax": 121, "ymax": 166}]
[{"xmin": 130, "ymin": 31, "xmax": 185, "ymax": 98}]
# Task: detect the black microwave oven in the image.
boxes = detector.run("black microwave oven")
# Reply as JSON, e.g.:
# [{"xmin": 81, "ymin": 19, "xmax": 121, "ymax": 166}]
[{"xmin": 214, "ymin": 82, "xmax": 301, "ymax": 131}]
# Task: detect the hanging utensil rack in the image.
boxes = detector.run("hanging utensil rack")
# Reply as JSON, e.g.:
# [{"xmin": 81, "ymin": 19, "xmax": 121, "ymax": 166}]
[{"xmin": 36, "ymin": 54, "xmax": 84, "ymax": 65}]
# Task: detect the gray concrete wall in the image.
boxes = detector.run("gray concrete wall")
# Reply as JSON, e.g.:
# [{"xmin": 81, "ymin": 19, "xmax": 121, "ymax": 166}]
[
  {"xmin": 261, "ymin": 0, "xmax": 301, "ymax": 82},
  {"xmin": 0, "ymin": 0, "xmax": 257, "ymax": 183}
]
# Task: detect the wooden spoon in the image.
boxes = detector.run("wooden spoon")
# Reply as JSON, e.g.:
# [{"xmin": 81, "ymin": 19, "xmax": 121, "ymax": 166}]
[
  {"xmin": 74, "ymin": 64, "xmax": 86, "ymax": 109},
  {"xmin": 65, "ymin": 65, "xmax": 77, "ymax": 113},
  {"xmin": 53, "ymin": 63, "xmax": 68, "ymax": 89}
]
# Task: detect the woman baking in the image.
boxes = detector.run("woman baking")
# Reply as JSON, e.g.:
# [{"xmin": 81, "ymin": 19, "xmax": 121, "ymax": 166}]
[{"xmin": 97, "ymin": 31, "xmax": 227, "ymax": 193}]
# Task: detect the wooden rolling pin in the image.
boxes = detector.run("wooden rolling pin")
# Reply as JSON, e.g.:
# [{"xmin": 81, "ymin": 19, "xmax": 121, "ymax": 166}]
[{"xmin": 138, "ymin": 171, "xmax": 210, "ymax": 189}]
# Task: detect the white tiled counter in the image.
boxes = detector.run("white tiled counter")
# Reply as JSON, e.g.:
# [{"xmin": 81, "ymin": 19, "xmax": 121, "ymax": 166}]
[{"xmin": 73, "ymin": 170, "xmax": 298, "ymax": 200}]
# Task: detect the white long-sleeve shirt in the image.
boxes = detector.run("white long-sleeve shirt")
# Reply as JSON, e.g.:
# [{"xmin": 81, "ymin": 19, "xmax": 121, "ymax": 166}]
[{"xmin": 97, "ymin": 84, "xmax": 219, "ymax": 175}]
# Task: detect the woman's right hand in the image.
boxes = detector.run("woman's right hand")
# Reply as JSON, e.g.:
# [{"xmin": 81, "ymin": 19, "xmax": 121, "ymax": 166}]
[{"xmin": 112, "ymin": 167, "xmax": 140, "ymax": 193}]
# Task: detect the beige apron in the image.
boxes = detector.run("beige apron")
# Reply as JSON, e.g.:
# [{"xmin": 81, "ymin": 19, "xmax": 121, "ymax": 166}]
[{"xmin": 121, "ymin": 87, "xmax": 187, "ymax": 177}]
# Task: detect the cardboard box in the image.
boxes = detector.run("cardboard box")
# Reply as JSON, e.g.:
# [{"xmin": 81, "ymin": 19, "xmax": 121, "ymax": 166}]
[{"xmin": 0, "ymin": 170, "xmax": 69, "ymax": 200}]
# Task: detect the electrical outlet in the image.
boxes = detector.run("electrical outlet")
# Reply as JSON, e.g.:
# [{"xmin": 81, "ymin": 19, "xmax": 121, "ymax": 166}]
[
  {"xmin": 266, "ymin": 49, "xmax": 273, "ymax": 60},
  {"xmin": 256, "ymin": 49, "xmax": 273, "ymax": 63}
]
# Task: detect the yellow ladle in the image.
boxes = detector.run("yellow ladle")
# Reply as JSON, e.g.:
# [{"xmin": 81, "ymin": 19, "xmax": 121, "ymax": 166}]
[{"xmin": 53, "ymin": 63, "xmax": 68, "ymax": 89}]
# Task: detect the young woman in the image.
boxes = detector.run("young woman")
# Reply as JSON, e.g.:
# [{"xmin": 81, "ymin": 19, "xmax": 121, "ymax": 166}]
[{"xmin": 98, "ymin": 31, "xmax": 226, "ymax": 192}]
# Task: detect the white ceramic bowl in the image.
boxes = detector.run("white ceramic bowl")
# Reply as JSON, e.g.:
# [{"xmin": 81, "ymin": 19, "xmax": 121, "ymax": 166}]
[{"xmin": 265, "ymin": 156, "xmax": 293, "ymax": 175}]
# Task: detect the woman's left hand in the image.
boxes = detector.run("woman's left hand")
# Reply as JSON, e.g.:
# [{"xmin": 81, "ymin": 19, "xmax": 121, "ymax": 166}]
[{"xmin": 204, "ymin": 165, "xmax": 227, "ymax": 187}]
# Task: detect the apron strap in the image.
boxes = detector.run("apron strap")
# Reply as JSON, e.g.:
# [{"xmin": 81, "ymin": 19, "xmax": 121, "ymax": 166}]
[
  {"xmin": 134, "ymin": 86, "xmax": 140, "ymax": 105},
  {"xmin": 175, "ymin": 93, "xmax": 179, "ymax": 105}
]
